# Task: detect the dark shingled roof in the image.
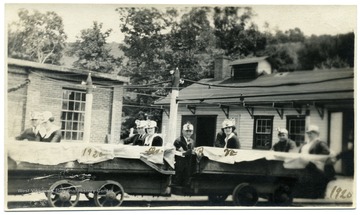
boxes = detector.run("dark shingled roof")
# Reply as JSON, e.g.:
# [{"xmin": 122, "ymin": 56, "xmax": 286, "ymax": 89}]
[{"xmin": 154, "ymin": 68, "xmax": 354, "ymax": 106}]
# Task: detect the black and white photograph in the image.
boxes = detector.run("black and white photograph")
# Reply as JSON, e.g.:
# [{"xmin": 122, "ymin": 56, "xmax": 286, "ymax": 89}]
[{"xmin": 2, "ymin": 0, "xmax": 357, "ymax": 212}]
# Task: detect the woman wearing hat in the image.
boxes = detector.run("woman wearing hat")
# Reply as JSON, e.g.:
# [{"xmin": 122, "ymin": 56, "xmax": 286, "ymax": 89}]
[
  {"xmin": 221, "ymin": 119, "xmax": 240, "ymax": 149},
  {"xmin": 299, "ymin": 125, "xmax": 330, "ymax": 155},
  {"xmin": 35, "ymin": 111, "xmax": 62, "ymax": 143},
  {"xmin": 143, "ymin": 120, "xmax": 163, "ymax": 147}
]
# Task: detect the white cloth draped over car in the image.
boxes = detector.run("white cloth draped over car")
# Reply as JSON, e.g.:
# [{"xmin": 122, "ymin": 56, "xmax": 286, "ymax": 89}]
[{"xmin": 6, "ymin": 141, "xmax": 174, "ymax": 168}]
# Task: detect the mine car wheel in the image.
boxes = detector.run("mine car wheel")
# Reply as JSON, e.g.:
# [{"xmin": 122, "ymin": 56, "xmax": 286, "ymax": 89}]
[
  {"xmin": 272, "ymin": 184, "xmax": 293, "ymax": 206},
  {"xmin": 47, "ymin": 180, "xmax": 80, "ymax": 207},
  {"xmin": 208, "ymin": 194, "xmax": 229, "ymax": 203},
  {"xmin": 94, "ymin": 181, "xmax": 124, "ymax": 207},
  {"xmin": 232, "ymin": 183, "xmax": 258, "ymax": 206}
]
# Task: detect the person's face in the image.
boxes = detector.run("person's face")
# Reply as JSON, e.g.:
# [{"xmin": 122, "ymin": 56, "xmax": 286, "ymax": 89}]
[
  {"xmin": 137, "ymin": 127, "xmax": 145, "ymax": 134},
  {"xmin": 146, "ymin": 127, "xmax": 155, "ymax": 135},
  {"xmin": 30, "ymin": 119, "xmax": 39, "ymax": 127},
  {"xmin": 224, "ymin": 127, "xmax": 233, "ymax": 135},
  {"xmin": 278, "ymin": 133, "xmax": 288, "ymax": 141},
  {"xmin": 307, "ymin": 131, "xmax": 318, "ymax": 141},
  {"xmin": 182, "ymin": 129, "xmax": 193, "ymax": 139}
]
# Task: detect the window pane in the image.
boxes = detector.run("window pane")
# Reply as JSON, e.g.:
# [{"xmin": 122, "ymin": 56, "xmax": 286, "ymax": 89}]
[{"xmin": 65, "ymin": 132, "xmax": 71, "ymax": 140}]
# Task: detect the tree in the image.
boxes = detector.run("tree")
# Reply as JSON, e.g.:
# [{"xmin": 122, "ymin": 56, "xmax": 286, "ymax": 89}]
[
  {"xmin": 117, "ymin": 7, "xmax": 174, "ymax": 85},
  {"xmin": 213, "ymin": 6, "xmax": 266, "ymax": 58},
  {"xmin": 7, "ymin": 9, "xmax": 67, "ymax": 65},
  {"xmin": 263, "ymin": 43, "xmax": 302, "ymax": 72},
  {"xmin": 167, "ymin": 7, "xmax": 220, "ymax": 82},
  {"xmin": 66, "ymin": 22, "xmax": 122, "ymax": 73},
  {"xmin": 297, "ymin": 33, "xmax": 354, "ymax": 70},
  {"xmin": 116, "ymin": 7, "xmax": 176, "ymax": 137}
]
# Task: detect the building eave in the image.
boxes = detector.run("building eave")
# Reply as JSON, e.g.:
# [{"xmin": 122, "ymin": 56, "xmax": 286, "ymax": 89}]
[{"xmin": 7, "ymin": 58, "xmax": 130, "ymax": 83}]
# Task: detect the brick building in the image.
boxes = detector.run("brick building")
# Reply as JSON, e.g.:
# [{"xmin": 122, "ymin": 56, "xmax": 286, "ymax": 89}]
[{"xmin": 7, "ymin": 58, "xmax": 129, "ymax": 144}]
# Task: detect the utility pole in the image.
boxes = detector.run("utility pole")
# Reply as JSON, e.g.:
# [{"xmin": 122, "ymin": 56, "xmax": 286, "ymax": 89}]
[
  {"xmin": 83, "ymin": 73, "xmax": 93, "ymax": 143},
  {"xmin": 167, "ymin": 68, "xmax": 180, "ymax": 146}
]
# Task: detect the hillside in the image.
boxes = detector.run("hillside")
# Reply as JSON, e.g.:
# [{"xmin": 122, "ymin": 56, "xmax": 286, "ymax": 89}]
[{"xmin": 60, "ymin": 42, "xmax": 125, "ymax": 68}]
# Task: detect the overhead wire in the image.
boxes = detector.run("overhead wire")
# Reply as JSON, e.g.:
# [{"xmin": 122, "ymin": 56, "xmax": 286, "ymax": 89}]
[{"xmin": 182, "ymin": 75, "xmax": 354, "ymax": 89}]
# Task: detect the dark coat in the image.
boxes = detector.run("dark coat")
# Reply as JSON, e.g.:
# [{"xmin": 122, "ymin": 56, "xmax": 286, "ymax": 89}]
[
  {"xmin": 225, "ymin": 134, "xmax": 240, "ymax": 149},
  {"xmin": 124, "ymin": 134, "xmax": 147, "ymax": 146},
  {"xmin": 174, "ymin": 136, "xmax": 195, "ymax": 152},
  {"xmin": 144, "ymin": 134, "xmax": 163, "ymax": 147},
  {"xmin": 35, "ymin": 130, "xmax": 62, "ymax": 143},
  {"xmin": 272, "ymin": 139, "xmax": 297, "ymax": 152},
  {"xmin": 299, "ymin": 139, "xmax": 330, "ymax": 155},
  {"xmin": 15, "ymin": 127, "xmax": 37, "ymax": 141},
  {"xmin": 215, "ymin": 130, "xmax": 238, "ymax": 147}
]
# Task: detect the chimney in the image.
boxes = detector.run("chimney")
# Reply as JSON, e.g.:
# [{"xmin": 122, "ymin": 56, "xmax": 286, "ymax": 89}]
[{"xmin": 214, "ymin": 55, "xmax": 230, "ymax": 80}]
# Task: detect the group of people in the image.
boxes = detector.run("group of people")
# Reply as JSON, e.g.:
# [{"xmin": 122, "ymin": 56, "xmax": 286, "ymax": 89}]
[
  {"xmin": 15, "ymin": 111, "xmax": 62, "ymax": 143},
  {"xmin": 272, "ymin": 125, "xmax": 331, "ymax": 155},
  {"xmin": 122, "ymin": 119, "xmax": 163, "ymax": 147},
  {"xmin": 123, "ymin": 117, "xmax": 332, "ymax": 156}
]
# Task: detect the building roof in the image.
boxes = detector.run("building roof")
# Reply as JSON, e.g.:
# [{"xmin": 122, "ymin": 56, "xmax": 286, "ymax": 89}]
[
  {"xmin": 7, "ymin": 58, "xmax": 130, "ymax": 83},
  {"xmin": 154, "ymin": 68, "xmax": 354, "ymax": 107},
  {"xmin": 228, "ymin": 56, "xmax": 269, "ymax": 66}
]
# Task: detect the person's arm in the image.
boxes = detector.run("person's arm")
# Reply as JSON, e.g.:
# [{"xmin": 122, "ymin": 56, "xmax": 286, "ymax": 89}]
[
  {"xmin": 318, "ymin": 141, "xmax": 330, "ymax": 155},
  {"xmin": 15, "ymin": 130, "xmax": 28, "ymax": 140},
  {"xmin": 288, "ymin": 139, "xmax": 298, "ymax": 152},
  {"xmin": 123, "ymin": 135, "xmax": 136, "ymax": 144},
  {"xmin": 50, "ymin": 130, "xmax": 62, "ymax": 142}
]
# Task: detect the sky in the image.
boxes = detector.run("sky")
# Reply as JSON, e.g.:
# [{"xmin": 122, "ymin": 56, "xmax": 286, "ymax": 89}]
[{"xmin": 4, "ymin": 1, "xmax": 357, "ymax": 43}]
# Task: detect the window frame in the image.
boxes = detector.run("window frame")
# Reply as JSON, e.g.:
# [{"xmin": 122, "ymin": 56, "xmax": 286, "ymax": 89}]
[
  {"xmin": 253, "ymin": 115, "xmax": 274, "ymax": 150},
  {"xmin": 61, "ymin": 88, "xmax": 86, "ymax": 141}
]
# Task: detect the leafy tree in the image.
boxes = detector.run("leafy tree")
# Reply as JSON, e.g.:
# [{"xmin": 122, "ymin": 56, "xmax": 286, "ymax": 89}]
[
  {"xmin": 7, "ymin": 9, "xmax": 67, "ymax": 64},
  {"xmin": 213, "ymin": 6, "xmax": 266, "ymax": 58},
  {"xmin": 297, "ymin": 33, "xmax": 354, "ymax": 70},
  {"xmin": 66, "ymin": 21, "xmax": 122, "ymax": 73},
  {"xmin": 167, "ymin": 7, "xmax": 220, "ymax": 82},
  {"xmin": 117, "ymin": 7, "xmax": 174, "ymax": 85},
  {"xmin": 116, "ymin": 7, "xmax": 176, "ymax": 137},
  {"xmin": 263, "ymin": 43, "xmax": 302, "ymax": 72}
]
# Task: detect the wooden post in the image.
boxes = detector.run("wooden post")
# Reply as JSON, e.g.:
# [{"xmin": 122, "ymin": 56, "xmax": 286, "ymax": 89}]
[
  {"xmin": 83, "ymin": 73, "xmax": 93, "ymax": 143},
  {"xmin": 167, "ymin": 68, "xmax": 180, "ymax": 147}
]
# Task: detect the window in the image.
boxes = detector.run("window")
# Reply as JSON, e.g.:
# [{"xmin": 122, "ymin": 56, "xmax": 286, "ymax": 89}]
[
  {"xmin": 253, "ymin": 116, "xmax": 274, "ymax": 150},
  {"xmin": 233, "ymin": 63, "xmax": 258, "ymax": 79},
  {"xmin": 61, "ymin": 89, "xmax": 86, "ymax": 141},
  {"xmin": 287, "ymin": 116, "xmax": 306, "ymax": 146}
]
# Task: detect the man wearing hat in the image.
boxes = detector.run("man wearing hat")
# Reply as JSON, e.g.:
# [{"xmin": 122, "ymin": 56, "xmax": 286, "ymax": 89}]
[
  {"xmin": 272, "ymin": 128, "xmax": 297, "ymax": 152},
  {"xmin": 173, "ymin": 122, "xmax": 196, "ymax": 185},
  {"xmin": 299, "ymin": 125, "xmax": 330, "ymax": 155},
  {"xmin": 143, "ymin": 120, "xmax": 163, "ymax": 146},
  {"xmin": 174, "ymin": 122, "xmax": 195, "ymax": 153},
  {"xmin": 15, "ymin": 111, "xmax": 41, "ymax": 141},
  {"xmin": 124, "ymin": 120, "xmax": 148, "ymax": 145}
]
